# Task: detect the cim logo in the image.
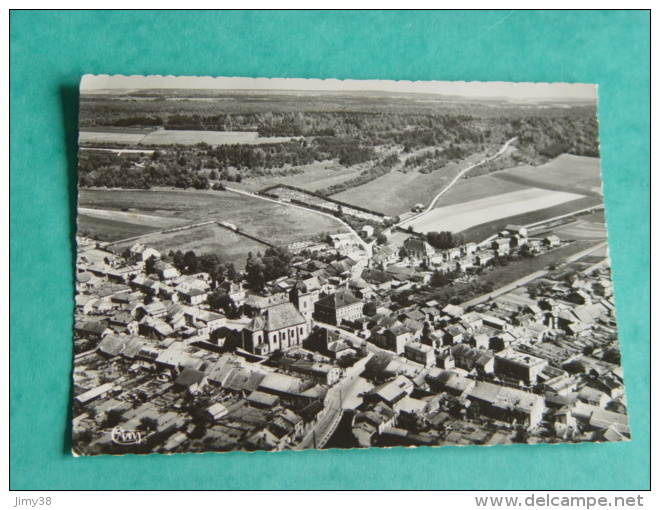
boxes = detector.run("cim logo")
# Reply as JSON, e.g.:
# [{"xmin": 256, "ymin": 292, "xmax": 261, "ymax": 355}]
[{"xmin": 109, "ymin": 426, "xmax": 151, "ymax": 445}]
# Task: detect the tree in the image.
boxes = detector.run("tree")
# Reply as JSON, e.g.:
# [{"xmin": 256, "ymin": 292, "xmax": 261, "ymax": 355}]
[
  {"xmin": 375, "ymin": 233, "xmax": 388, "ymax": 245},
  {"xmin": 602, "ymin": 348, "xmax": 621, "ymax": 365},
  {"xmin": 207, "ymin": 289, "xmax": 238, "ymax": 318},
  {"xmin": 102, "ymin": 409, "xmax": 124, "ymax": 429},
  {"xmin": 563, "ymin": 360, "xmax": 586, "ymax": 375},
  {"xmin": 145, "ymin": 255, "xmax": 158, "ymax": 276},
  {"xmin": 225, "ymin": 263, "xmax": 238, "ymax": 283},
  {"xmin": 512, "ymin": 426, "xmax": 529, "ymax": 444},
  {"xmin": 139, "ymin": 416, "xmax": 158, "ymax": 433},
  {"xmin": 184, "ymin": 250, "xmax": 199, "ymax": 273}
]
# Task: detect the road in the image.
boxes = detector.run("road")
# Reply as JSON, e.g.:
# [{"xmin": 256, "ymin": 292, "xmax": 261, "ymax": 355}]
[
  {"xmin": 460, "ymin": 240, "xmax": 608, "ymax": 308},
  {"xmin": 225, "ymin": 187, "xmax": 373, "ymax": 258},
  {"xmin": 397, "ymin": 137, "xmax": 518, "ymax": 231},
  {"xmin": 294, "ymin": 352, "xmax": 373, "ymax": 450}
]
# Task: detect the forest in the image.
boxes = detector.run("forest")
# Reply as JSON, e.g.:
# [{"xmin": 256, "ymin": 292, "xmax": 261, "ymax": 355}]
[{"xmin": 78, "ymin": 92, "xmax": 600, "ymax": 192}]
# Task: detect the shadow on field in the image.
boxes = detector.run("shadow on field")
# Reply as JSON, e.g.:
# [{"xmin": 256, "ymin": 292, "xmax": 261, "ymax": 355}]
[{"xmin": 59, "ymin": 83, "xmax": 79, "ymax": 456}]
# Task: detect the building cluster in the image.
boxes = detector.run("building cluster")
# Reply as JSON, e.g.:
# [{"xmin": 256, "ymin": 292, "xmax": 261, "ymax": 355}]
[
  {"xmin": 336, "ymin": 262, "xmax": 627, "ymax": 447},
  {"xmin": 73, "ymin": 213, "xmax": 626, "ymax": 453}
]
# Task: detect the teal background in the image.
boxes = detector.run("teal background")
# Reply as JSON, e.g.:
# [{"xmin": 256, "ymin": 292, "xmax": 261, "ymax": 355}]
[{"xmin": 10, "ymin": 11, "xmax": 650, "ymax": 490}]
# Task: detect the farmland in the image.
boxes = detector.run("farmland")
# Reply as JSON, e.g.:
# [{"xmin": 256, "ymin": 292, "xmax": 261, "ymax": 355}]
[
  {"xmin": 79, "ymin": 129, "xmax": 295, "ymax": 147},
  {"xmin": 407, "ymin": 188, "xmax": 585, "ymax": 235},
  {"xmin": 331, "ymin": 149, "xmax": 493, "ymax": 216},
  {"xmin": 77, "ymin": 188, "xmax": 349, "ymax": 251},
  {"xmin": 457, "ymin": 195, "xmax": 603, "ymax": 243},
  {"xmin": 498, "ymin": 154, "xmax": 603, "ymax": 195}
]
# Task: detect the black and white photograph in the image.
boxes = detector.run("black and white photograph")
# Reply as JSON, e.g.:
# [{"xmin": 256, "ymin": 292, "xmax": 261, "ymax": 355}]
[{"xmin": 72, "ymin": 75, "xmax": 628, "ymax": 456}]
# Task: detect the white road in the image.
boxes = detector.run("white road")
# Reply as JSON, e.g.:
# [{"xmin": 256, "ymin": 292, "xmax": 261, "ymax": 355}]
[{"xmin": 397, "ymin": 137, "xmax": 518, "ymax": 230}]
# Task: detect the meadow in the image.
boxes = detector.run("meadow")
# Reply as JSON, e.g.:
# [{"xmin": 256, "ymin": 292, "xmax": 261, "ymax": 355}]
[
  {"xmin": 78, "ymin": 188, "xmax": 348, "ymax": 250},
  {"xmin": 112, "ymin": 223, "xmax": 267, "ymax": 267},
  {"xmin": 331, "ymin": 149, "xmax": 493, "ymax": 216},
  {"xmin": 498, "ymin": 154, "xmax": 602, "ymax": 194},
  {"xmin": 233, "ymin": 161, "xmax": 364, "ymax": 193}
]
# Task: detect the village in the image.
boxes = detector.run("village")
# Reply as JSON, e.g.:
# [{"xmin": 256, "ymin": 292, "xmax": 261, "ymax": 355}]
[{"xmin": 72, "ymin": 213, "xmax": 627, "ymax": 454}]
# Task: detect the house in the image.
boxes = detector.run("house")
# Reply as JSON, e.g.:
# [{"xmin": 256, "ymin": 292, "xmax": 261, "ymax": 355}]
[
  {"xmin": 361, "ymin": 225, "xmax": 374, "ymax": 238},
  {"xmin": 444, "ymin": 325, "xmax": 466, "ymax": 346},
  {"xmin": 442, "ymin": 304, "xmax": 464, "ymax": 319},
  {"xmin": 176, "ymin": 287, "xmax": 208, "ymax": 306},
  {"xmin": 461, "ymin": 242, "xmax": 478, "ymax": 257},
  {"xmin": 130, "ymin": 275, "xmax": 160, "ymax": 296},
  {"xmin": 480, "ymin": 314, "xmax": 509, "ymax": 331},
  {"xmin": 510, "ymin": 234, "xmax": 527, "ymax": 248},
  {"xmin": 314, "ymin": 290, "xmax": 364, "ymax": 326},
  {"xmin": 352, "ymin": 402, "xmax": 397, "ymax": 448},
  {"xmin": 527, "ymin": 240, "xmax": 542, "ymax": 254},
  {"xmin": 207, "ymin": 402, "xmax": 229, "ymax": 421},
  {"xmin": 466, "ymin": 381, "xmax": 545, "ymax": 429},
  {"xmin": 426, "ymin": 369, "xmax": 475, "ymax": 396},
  {"xmin": 364, "ymin": 375, "xmax": 414, "ymax": 411},
  {"xmin": 493, "ymin": 238, "xmax": 510, "ymax": 256},
  {"xmin": 106, "ymin": 311, "xmax": 139, "ymax": 335},
  {"xmin": 153, "ymin": 260, "xmax": 179, "ymax": 280},
  {"xmin": 74, "ymin": 383, "xmax": 117, "ymax": 406},
  {"xmin": 328, "ymin": 233, "xmax": 356, "ymax": 251},
  {"xmin": 139, "ymin": 316, "xmax": 175, "ymax": 340},
  {"xmin": 372, "ymin": 244, "xmax": 399, "ymax": 269},
  {"xmin": 305, "ymin": 327, "xmax": 355, "ymax": 359},
  {"xmin": 505, "ymin": 224, "xmax": 528, "ymax": 238},
  {"xmin": 74, "ymin": 320, "xmax": 108, "ymax": 341},
  {"xmin": 494, "ymin": 349, "xmax": 548, "ymax": 385},
  {"xmin": 186, "ymin": 309, "xmax": 226, "ymax": 335},
  {"xmin": 450, "ymin": 344, "xmax": 495, "ymax": 373},
  {"xmin": 543, "ymin": 235, "xmax": 561, "ymax": 248},
  {"xmin": 281, "ymin": 360, "xmax": 342, "ymax": 386},
  {"xmin": 369, "ymin": 323, "xmax": 413, "ymax": 355},
  {"xmin": 593, "ymin": 280, "xmax": 613, "ymax": 297},
  {"xmin": 460, "ymin": 312, "xmax": 483, "ymax": 332},
  {"xmin": 404, "ymin": 341, "xmax": 435, "ymax": 367},
  {"xmin": 471, "ymin": 332, "xmax": 490, "ymax": 350},
  {"xmin": 476, "ymin": 252, "xmax": 494, "ymax": 266},
  {"xmin": 241, "ymin": 302, "xmax": 308, "ymax": 355},
  {"xmin": 403, "ymin": 237, "xmax": 435, "ymax": 260},
  {"xmin": 129, "ymin": 243, "xmax": 160, "ymax": 262},
  {"xmin": 174, "ymin": 367, "xmax": 208, "ymax": 393}
]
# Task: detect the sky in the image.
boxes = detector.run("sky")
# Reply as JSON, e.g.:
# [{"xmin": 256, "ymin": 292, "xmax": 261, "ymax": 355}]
[{"xmin": 81, "ymin": 74, "xmax": 597, "ymax": 101}]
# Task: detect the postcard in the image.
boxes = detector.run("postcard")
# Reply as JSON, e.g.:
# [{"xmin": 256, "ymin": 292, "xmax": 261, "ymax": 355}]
[{"xmin": 72, "ymin": 75, "xmax": 628, "ymax": 455}]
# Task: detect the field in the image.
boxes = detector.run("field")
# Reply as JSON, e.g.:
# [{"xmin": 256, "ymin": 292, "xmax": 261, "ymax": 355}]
[
  {"xmin": 79, "ymin": 129, "xmax": 295, "ymax": 147},
  {"xmin": 498, "ymin": 154, "xmax": 602, "ymax": 195},
  {"xmin": 432, "ymin": 174, "xmax": 529, "ymax": 207},
  {"xmin": 407, "ymin": 188, "xmax": 585, "ymax": 235},
  {"xmin": 77, "ymin": 215, "xmax": 163, "ymax": 241},
  {"xmin": 78, "ymin": 207, "xmax": 191, "ymax": 229},
  {"xmin": 330, "ymin": 147, "xmax": 504, "ymax": 216},
  {"xmin": 232, "ymin": 161, "xmax": 364, "ymax": 193},
  {"xmin": 111, "ymin": 224, "xmax": 266, "ymax": 266},
  {"xmin": 79, "ymin": 131, "xmax": 147, "ymax": 144},
  {"xmin": 77, "ymin": 188, "xmax": 349, "ymax": 252},
  {"xmin": 533, "ymin": 217, "xmax": 608, "ymax": 241}
]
